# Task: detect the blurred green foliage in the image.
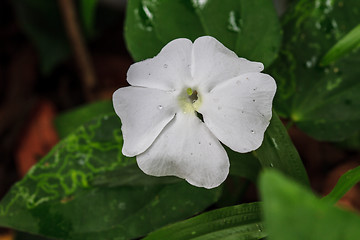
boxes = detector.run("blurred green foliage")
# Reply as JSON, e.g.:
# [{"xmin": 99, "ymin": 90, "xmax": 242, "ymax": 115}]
[{"xmin": 261, "ymin": 170, "xmax": 360, "ymax": 240}]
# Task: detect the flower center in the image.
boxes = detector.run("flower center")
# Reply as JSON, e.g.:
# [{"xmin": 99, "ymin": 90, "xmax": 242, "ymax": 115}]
[{"xmin": 178, "ymin": 87, "xmax": 202, "ymax": 114}]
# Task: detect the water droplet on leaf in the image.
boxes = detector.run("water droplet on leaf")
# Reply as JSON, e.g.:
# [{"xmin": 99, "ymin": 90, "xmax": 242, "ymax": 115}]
[{"xmin": 227, "ymin": 11, "xmax": 242, "ymax": 33}]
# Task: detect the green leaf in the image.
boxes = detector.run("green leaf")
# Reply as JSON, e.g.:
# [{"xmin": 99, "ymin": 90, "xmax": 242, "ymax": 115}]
[
  {"xmin": 13, "ymin": 0, "xmax": 100, "ymax": 74},
  {"xmin": 338, "ymin": 131, "xmax": 360, "ymax": 151},
  {"xmin": 321, "ymin": 24, "xmax": 360, "ymax": 66},
  {"xmin": 322, "ymin": 165, "xmax": 360, "ymax": 205},
  {"xmin": 80, "ymin": 0, "xmax": 98, "ymax": 37},
  {"xmin": 270, "ymin": 0, "xmax": 360, "ymax": 141},
  {"xmin": 91, "ymin": 163, "xmax": 181, "ymax": 187},
  {"xmin": 13, "ymin": 0, "xmax": 71, "ymax": 75},
  {"xmin": 125, "ymin": 0, "xmax": 281, "ymax": 67},
  {"xmin": 227, "ymin": 148, "xmax": 261, "ymax": 183},
  {"xmin": 0, "ymin": 115, "xmax": 221, "ymax": 240},
  {"xmin": 143, "ymin": 202, "xmax": 265, "ymax": 240},
  {"xmin": 15, "ymin": 231, "xmax": 53, "ymax": 240},
  {"xmin": 255, "ymin": 111, "xmax": 310, "ymax": 187},
  {"xmin": 54, "ymin": 100, "xmax": 114, "ymax": 138},
  {"xmin": 260, "ymin": 169, "xmax": 360, "ymax": 240}
]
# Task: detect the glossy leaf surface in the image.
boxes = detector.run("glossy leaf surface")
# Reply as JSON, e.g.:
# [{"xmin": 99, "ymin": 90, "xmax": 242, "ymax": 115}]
[
  {"xmin": 125, "ymin": 0, "xmax": 281, "ymax": 67},
  {"xmin": 144, "ymin": 202, "xmax": 265, "ymax": 240},
  {"xmin": 321, "ymin": 24, "xmax": 360, "ymax": 66},
  {"xmin": 270, "ymin": 0, "xmax": 360, "ymax": 141},
  {"xmin": 260, "ymin": 170, "xmax": 360, "ymax": 240},
  {"xmin": 0, "ymin": 115, "xmax": 221, "ymax": 240},
  {"xmin": 54, "ymin": 100, "xmax": 114, "ymax": 139},
  {"xmin": 255, "ymin": 111, "xmax": 309, "ymax": 187}
]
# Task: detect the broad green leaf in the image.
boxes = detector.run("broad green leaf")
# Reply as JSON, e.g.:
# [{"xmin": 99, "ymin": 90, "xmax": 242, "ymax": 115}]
[
  {"xmin": 227, "ymin": 148, "xmax": 261, "ymax": 183},
  {"xmin": 270, "ymin": 0, "xmax": 360, "ymax": 141},
  {"xmin": 0, "ymin": 115, "xmax": 221, "ymax": 240},
  {"xmin": 322, "ymin": 165, "xmax": 360, "ymax": 205},
  {"xmin": 255, "ymin": 111, "xmax": 310, "ymax": 187},
  {"xmin": 321, "ymin": 24, "xmax": 360, "ymax": 66},
  {"xmin": 338, "ymin": 131, "xmax": 360, "ymax": 151},
  {"xmin": 125, "ymin": 0, "xmax": 281, "ymax": 67},
  {"xmin": 54, "ymin": 100, "xmax": 114, "ymax": 138},
  {"xmin": 260, "ymin": 170, "xmax": 360, "ymax": 240},
  {"xmin": 143, "ymin": 202, "xmax": 265, "ymax": 240},
  {"xmin": 91, "ymin": 163, "xmax": 181, "ymax": 187}
]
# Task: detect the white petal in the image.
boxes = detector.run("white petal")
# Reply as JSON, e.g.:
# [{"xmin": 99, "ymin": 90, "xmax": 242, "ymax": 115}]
[
  {"xmin": 113, "ymin": 87, "xmax": 178, "ymax": 157},
  {"xmin": 127, "ymin": 38, "xmax": 193, "ymax": 91},
  {"xmin": 198, "ymin": 73, "xmax": 277, "ymax": 153},
  {"xmin": 137, "ymin": 113, "xmax": 229, "ymax": 189},
  {"xmin": 191, "ymin": 36, "xmax": 264, "ymax": 92}
]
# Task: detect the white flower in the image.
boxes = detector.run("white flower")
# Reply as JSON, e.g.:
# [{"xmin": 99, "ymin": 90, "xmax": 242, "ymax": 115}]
[{"xmin": 113, "ymin": 36, "xmax": 276, "ymax": 189}]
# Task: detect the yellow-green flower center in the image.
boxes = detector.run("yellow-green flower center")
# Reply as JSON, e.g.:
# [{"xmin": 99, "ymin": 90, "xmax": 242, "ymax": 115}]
[{"xmin": 178, "ymin": 87, "xmax": 202, "ymax": 114}]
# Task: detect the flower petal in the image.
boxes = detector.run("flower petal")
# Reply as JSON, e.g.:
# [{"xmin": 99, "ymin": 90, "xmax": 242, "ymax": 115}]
[
  {"xmin": 137, "ymin": 113, "xmax": 229, "ymax": 189},
  {"xmin": 191, "ymin": 36, "xmax": 264, "ymax": 92},
  {"xmin": 113, "ymin": 87, "xmax": 178, "ymax": 157},
  {"xmin": 198, "ymin": 73, "xmax": 277, "ymax": 153},
  {"xmin": 127, "ymin": 38, "xmax": 193, "ymax": 91}
]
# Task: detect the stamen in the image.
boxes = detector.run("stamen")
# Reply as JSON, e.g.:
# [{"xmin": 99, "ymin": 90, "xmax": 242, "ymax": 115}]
[
  {"xmin": 188, "ymin": 90, "xmax": 198, "ymax": 103},
  {"xmin": 186, "ymin": 88, "xmax": 193, "ymax": 96}
]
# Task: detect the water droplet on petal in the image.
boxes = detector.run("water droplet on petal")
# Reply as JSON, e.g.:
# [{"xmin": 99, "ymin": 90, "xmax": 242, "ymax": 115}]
[
  {"xmin": 252, "ymin": 99, "xmax": 256, "ymax": 102},
  {"xmin": 198, "ymin": 141, "xmax": 201, "ymax": 144},
  {"xmin": 218, "ymin": 106, "xmax": 222, "ymax": 110},
  {"xmin": 236, "ymin": 80, "xmax": 241, "ymax": 85},
  {"xmin": 209, "ymin": 142, "xmax": 212, "ymax": 146},
  {"xmin": 251, "ymin": 130, "xmax": 255, "ymax": 134},
  {"xmin": 157, "ymin": 105, "xmax": 163, "ymax": 110},
  {"xmin": 163, "ymin": 64, "xmax": 168, "ymax": 68}
]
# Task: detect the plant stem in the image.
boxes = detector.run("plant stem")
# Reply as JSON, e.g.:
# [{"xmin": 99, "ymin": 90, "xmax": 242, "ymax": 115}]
[{"xmin": 58, "ymin": 0, "xmax": 96, "ymax": 100}]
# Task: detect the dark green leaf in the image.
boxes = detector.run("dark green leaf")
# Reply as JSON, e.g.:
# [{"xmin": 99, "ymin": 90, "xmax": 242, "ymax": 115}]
[
  {"xmin": 15, "ymin": 231, "xmax": 54, "ymax": 240},
  {"xmin": 0, "ymin": 115, "xmax": 221, "ymax": 240},
  {"xmin": 13, "ymin": 0, "xmax": 71, "ymax": 75},
  {"xmin": 125, "ymin": 0, "xmax": 281, "ymax": 67},
  {"xmin": 255, "ymin": 111, "xmax": 310, "ymax": 186},
  {"xmin": 54, "ymin": 100, "xmax": 114, "ymax": 138},
  {"xmin": 144, "ymin": 202, "xmax": 265, "ymax": 240},
  {"xmin": 91, "ymin": 163, "xmax": 181, "ymax": 187},
  {"xmin": 321, "ymin": 24, "xmax": 360, "ymax": 65},
  {"xmin": 270, "ymin": 0, "xmax": 360, "ymax": 141},
  {"xmin": 260, "ymin": 169, "xmax": 360, "ymax": 240},
  {"xmin": 13, "ymin": 0, "xmax": 101, "ymax": 74},
  {"xmin": 338, "ymin": 131, "xmax": 360, "ymax": 151},
  {"xmin": 227, "ymin": 147, "xmax": 261, "ymax": 183},
  {"xmin": 80, "ymin": 0, "xmax": 98, "ymax": 37},
  {"xmin": 322, "ymin": 165, "xmax": 360, "ymax": 205}
]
